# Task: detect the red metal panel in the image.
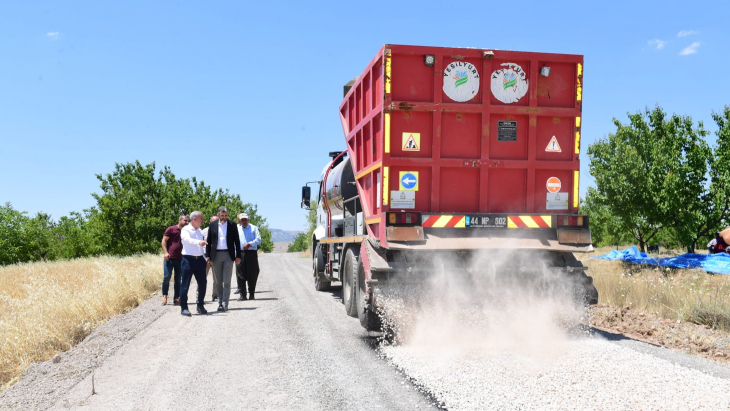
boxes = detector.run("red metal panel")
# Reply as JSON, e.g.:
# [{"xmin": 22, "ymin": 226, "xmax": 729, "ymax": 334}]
[{"xmin": 340, "ymin": 45, "xmax": 584, "ymax": 245}]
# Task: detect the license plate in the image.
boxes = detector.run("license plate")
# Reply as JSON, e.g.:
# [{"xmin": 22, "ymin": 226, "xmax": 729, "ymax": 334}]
[{"xmin": 466, "ymin": 215, "xmax": 508, "ymax": 228}]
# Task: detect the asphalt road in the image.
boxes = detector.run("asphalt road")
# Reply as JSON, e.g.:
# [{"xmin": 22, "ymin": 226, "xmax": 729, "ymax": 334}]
[{"xmin": 46, "ymin": 253, "xmax": 435, "ymax": 410}]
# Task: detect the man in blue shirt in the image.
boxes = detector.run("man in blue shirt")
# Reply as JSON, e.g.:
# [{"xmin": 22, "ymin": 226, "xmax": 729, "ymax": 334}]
[{"xmin": 235, "ymin": 213, "xmax": 262, "ymax": 300}]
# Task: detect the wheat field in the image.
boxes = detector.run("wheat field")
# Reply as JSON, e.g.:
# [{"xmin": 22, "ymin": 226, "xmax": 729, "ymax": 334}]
[{"xmin": 0, "ymin": 254, "xmax": 160, "ymax": 390}]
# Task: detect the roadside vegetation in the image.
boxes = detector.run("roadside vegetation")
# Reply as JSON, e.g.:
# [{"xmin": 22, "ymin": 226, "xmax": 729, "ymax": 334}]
[
  {"xmin": 585, "ymin": 106, "xmax": 730, "ymax": 253},
  {"xmin": 0, "ymin": 253, "xmax": 159, "ymax": 390},
  {"xmin": 288, "ymin": 201, "xmax": 317, "ymax": 253},
  {"xmin": 0, "ymin": 160, "xmax": 274, "ymax": 267}
]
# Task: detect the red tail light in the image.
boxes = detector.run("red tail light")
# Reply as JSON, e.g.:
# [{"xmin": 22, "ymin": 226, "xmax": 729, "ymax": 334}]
[{"xmin": 386, "ymin": 212, "xmax": 422, "ymax": 226}]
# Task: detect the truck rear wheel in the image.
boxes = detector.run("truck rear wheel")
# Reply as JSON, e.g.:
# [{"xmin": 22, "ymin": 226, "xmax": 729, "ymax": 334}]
[
  {"xmin": 342, "ymin": 248, "xmax": 358, "ymax": 317},
  {"xmin": 313, "ymin": 245, "xmax": 331, "ymax": 291},
  {"xmin": 356, "ymin": 259, "xmax": 381, "ymax": 331}
]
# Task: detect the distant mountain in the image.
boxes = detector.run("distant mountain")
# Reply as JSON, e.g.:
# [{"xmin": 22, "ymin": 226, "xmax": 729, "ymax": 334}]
[{"xmin": 269, "ymin": 229, "xmax": 304, "ymax": 242}]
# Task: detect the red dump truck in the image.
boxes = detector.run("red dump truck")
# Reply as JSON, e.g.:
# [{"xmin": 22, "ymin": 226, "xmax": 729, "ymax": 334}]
[{"xmin": 301, "ymin": 44, "xmax": 597, "ymax": 330}]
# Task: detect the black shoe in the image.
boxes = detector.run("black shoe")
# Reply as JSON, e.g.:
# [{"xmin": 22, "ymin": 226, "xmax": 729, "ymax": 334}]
[
  {"xmin": 217, "ymin": 305, "xmax": 224, "ymax": 312},
  {"xmin": 223, "ymin": 303, "xmax": 228, "ymax": 311},
  {"xmin": 173, "ymin": 300, "xmax": 180, "ymax": 306},
  {"xmin": 181, "ymin": 309, "xmax": 192, "ymax": 317},
  {"xmin": 212, "ymin": 296, "xmax": 217, "ymax": 302},
  {"xmin": 234, "ymin": 289, "xmax": 240, "ymax": 294},
  {"xmin": 249, "ymin": 294, "xmax": 255, "ymax": 300},
  {"xmin": 237, "ymin": 295, "xmax": 247, "ymax": 301},
  {"xmin": 197, "ymin": 305, "xmax": 208, "ymax": 315}
]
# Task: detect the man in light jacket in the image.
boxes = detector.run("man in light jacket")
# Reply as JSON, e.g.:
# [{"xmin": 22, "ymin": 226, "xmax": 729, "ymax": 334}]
[{"xmin": 236, "ymin": 213, "xmax": 262, "ymax": 301}]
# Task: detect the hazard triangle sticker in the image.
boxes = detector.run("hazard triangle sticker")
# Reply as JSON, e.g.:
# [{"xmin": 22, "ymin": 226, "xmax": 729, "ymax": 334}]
[
  {"xmin": 545, "ymin": 136, "xmax": 562, "ymax": 153},
  {"xmin": 402, "ymin": 133, "xmax": 420, "ymax": 151}
]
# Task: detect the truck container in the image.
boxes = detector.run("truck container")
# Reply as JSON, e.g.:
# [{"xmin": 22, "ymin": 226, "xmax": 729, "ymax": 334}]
[{"xmin": 301, "ymin": 45, "xmax": 596, "ymax": 331}]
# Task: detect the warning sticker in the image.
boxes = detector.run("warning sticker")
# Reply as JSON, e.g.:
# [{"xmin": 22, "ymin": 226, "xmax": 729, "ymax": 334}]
[
  {"xmin": 390, "ymin": 191, "xmax": 415, "ymax": 209},
  {"xmin": 402, "ymin": 133, "xmax": 420, "ymax": 151},
  {"xmin": 399, "ymin": 171, "xmax": 419, "ymax": 191},
  {"xmin": 546, "ymin": 177, "xmax": 561, "ymax": 193},
  {"xmin": 545, "ymin": 136, "xmax": 562, "ymax": 152},
  {"xmin": 546, "ymin": 192, "xmax": 569, "ymax": 210}
]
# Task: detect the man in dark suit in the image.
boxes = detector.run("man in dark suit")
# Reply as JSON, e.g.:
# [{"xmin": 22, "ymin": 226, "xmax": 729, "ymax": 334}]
[{"xmin": 205, "ymin": 206, "xmax": 241, "ymax": 311}]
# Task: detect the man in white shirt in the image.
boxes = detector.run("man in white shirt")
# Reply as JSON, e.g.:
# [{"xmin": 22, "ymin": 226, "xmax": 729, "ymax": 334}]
[
  {"xmin": 205, "ymin": 206, "xmax": 241, "ymax": 312},
  {"xmin": 200, "ymin": 215, "xmax": 219, "ymax": 302},
  {"xmin": 179, "ymin": 211, "xmax": 209, "ymax": 316},
  {"xmin": 235, "ymin": 213, "xmax": 262, "ymax": 301}
]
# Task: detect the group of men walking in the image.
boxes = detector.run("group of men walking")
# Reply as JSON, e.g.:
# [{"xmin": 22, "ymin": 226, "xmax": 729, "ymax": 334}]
[{"xmin": 160, "ymin": 206, "xmax": 262, "ymax": 316}]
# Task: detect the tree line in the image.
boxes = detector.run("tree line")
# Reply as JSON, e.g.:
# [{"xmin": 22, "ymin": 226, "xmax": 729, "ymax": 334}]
[
  {"xmin": 584, "ymin": 106, "xmax": 730, "ymax": 253},
  {"xmin": 0, "ymin": 161, "xmax": 273, "ymax": 266}
]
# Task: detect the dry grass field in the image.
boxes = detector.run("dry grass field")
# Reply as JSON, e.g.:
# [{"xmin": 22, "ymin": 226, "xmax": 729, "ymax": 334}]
[
  {"xmin": 578, "ymin": 246, "xmax": 730, "ymax": 329},
  {"xmin": 578, "ymin": 247, "xmax": 730, "ymax": 362},
  {"xmin": 0, "ymin": 254, "xmax": 160, "ymax": 390}
]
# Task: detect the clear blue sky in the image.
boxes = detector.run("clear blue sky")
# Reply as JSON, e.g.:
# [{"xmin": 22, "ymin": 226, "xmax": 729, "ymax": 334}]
[{"xmin": 1, "ymin": 1, "xmax": 728, "ymax": 231}]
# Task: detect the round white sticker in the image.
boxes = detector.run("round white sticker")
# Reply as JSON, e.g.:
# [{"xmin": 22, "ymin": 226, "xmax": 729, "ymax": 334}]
[
  {"xmin": 490, "ymin": 62, "xmax": 529, "ymax": 104},
  {"xmin": 443, "ymin": 61, "xmax": 480, "ymax": 102}
]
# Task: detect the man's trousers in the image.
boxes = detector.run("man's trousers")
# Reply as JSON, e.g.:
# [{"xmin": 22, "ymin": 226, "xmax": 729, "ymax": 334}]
[
  {"xmin": 236, "ymin": 250, "xmax": 260, "ymax": 297},
  {"xmin": 180, "ymin": 255, "xmax": 206, "ymax": 311},
  {"xmin": 212, "ymin": 251, "xmax": 234, "ymax": 305},
  {"xmin": 162, "ymin": 258, "xmax": 182, "ymax": 299}
]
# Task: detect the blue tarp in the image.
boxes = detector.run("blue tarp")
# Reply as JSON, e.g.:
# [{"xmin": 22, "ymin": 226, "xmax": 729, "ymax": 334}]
[{"xmin": 591, "ymin": 246, "xmax": 730, "ymax": 275}]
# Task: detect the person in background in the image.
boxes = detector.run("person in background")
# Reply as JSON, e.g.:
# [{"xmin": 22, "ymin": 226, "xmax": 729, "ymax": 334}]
[
  {"xmin": 200, "ymin": 215, "xmax": 219, "ymax": 302},
  {"xmin": 179, "ymin": 211, "xmax": 208, "ymax": 316},
  {"xmin": 236, "ymin": 213, "xmax": 262, "ymax": 301},
  {"xmin": 206, "ymin": 206, "xmax": 241, "ymax": 312},
  {"xmin": 708, "ymin": 231, "xmax": 729, "ymax": 254},
  {"xmin": 161, "ymin": 215, "xmax": 189, "ymax": 306}
]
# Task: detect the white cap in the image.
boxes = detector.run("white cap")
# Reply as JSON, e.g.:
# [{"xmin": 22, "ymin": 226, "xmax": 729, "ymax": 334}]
[{"xmin": 239, "ymin": 213, "xmax": 249, "ymax": 219}]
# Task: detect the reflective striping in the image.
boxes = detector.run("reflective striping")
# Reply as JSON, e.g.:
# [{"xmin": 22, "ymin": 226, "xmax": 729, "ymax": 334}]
[
  {"xmin": 508, "ymin": 215, "xmax": 553, "ymax": 229},
  {"xmin": 432, "ymin": 215, "xmax": 454, "ymax": 228},
  {"xmin": 453, "ymin": 216, "xmax": 466, "ymax": 228},
  {"xmin": 519, "ymin": 215, "xmax": 540, "ymax": 228},
  {"xmin": 576, "ymin": 63, "xmax": 583, "ymax": 101},
  {"xmin": 385, "ymin": 51, "xmax": 392, "ymax": 94},
  {"xmin": 384, "ymin": 113, "xmax": 391, "ymax": 154},
  {"xmin": 575, "ymin": 131, "xmax": 581, "ymax": 154},
  {"xmin": 356, "ymin": 161, "xmax": 382, "ymax": 179},
  {"xmin": 422, "ymin": 215, "xmax": 441, "ymax": 227},
  {"xmin": 575, "ymin": 117, "xmax": 581, "ymax": 128},
  {"xmin": 573, "ymin": 170, "xmax": 580, "ymax": 208},
  {"xmin": 422, "ymin": 215, "xmax": 466, "ymax": 228},
  {"xmin": 382, "ymin": 166, "xmax": 389, "ymax": 205},
  {"xmin": 540, "ymin": 215, "xmax": 553, "ymax": 227},
  {"xmin": 365, "ymin": 217, "xmax": 380, "ymax": 225}
]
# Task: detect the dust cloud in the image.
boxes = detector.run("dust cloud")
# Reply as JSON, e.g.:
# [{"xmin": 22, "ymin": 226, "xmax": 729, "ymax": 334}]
[{"xmin": 375, "ymin": 250, "xmax": 591, "ymax": 358}]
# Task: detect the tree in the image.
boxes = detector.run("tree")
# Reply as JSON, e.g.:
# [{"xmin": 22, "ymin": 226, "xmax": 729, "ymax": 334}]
[
  {"xmin": 288, "ymin": 202, "xmax": 317, "ymax": 253},
  {"xmin": 581, "ymin": 188, "xmax": 632, "ymax": 248},
  {"xmin": 92, "ymin": 161, "xmax": 274, "ymax": 255},
  {"xmin": 588, "ymin": 109, "xmax": 666, "ymax": 252},
  {"xmin": 588, "ymin": 106, "xmax": 730, "ymax": 253}
]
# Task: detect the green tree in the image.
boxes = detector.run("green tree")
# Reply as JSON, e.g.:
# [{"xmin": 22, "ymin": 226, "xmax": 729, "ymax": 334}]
[
  {"xmin": 288, "ymin": 202, "xmax": 317, "ymax": 253},
  {"xmin": 588, "ymin": 106, "xmax": 730, "ymax": 253},
  {"xmin": 581, "ymin": 188, "xmax": 632, "ymax": 248},
  {"xmin": 93, "ymin": 161, "xmax": 274, "ymax": 255}
]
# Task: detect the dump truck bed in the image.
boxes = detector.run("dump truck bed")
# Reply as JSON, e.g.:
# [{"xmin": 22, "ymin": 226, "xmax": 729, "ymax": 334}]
[{"xmin": 339, "ymin": 44, "xmax": 586, "ymax": 249}]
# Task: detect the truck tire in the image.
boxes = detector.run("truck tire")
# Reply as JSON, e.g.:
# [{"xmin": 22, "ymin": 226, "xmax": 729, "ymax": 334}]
[
  {"xmin": 342, "ymin": 248, "xmax": 358, "ymax": 317},
  {"xmin": 313, "ymin": 246, "xmax": 331, "ymax": 291},
  {"xmin": 356, "ymin": 258, "xmax": 381, "ymax": 331},
  {"xmin": 561, "ymin": 255, "xmax": 599, "ymax": 306}
]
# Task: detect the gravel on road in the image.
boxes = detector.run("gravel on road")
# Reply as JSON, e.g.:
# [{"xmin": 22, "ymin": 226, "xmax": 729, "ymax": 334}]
[
  {"xmin": 1, "ymin": 253, "xmax": 434, "ymax": 410},
  {"xmin": 2, "ymin": 252, "xmax": 729, "ymax": 411}
]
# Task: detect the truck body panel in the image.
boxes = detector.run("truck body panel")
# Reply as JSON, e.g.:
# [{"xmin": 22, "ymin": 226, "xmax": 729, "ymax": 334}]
[{"xmin": 338, "ymin": 45, "xmax": 585, "ymax": 249}]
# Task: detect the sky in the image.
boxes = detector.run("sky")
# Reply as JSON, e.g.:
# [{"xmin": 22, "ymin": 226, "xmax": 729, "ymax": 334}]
[{"xmin": 1, "ymin": 1, "xmax": 728, "ymax": 231}]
